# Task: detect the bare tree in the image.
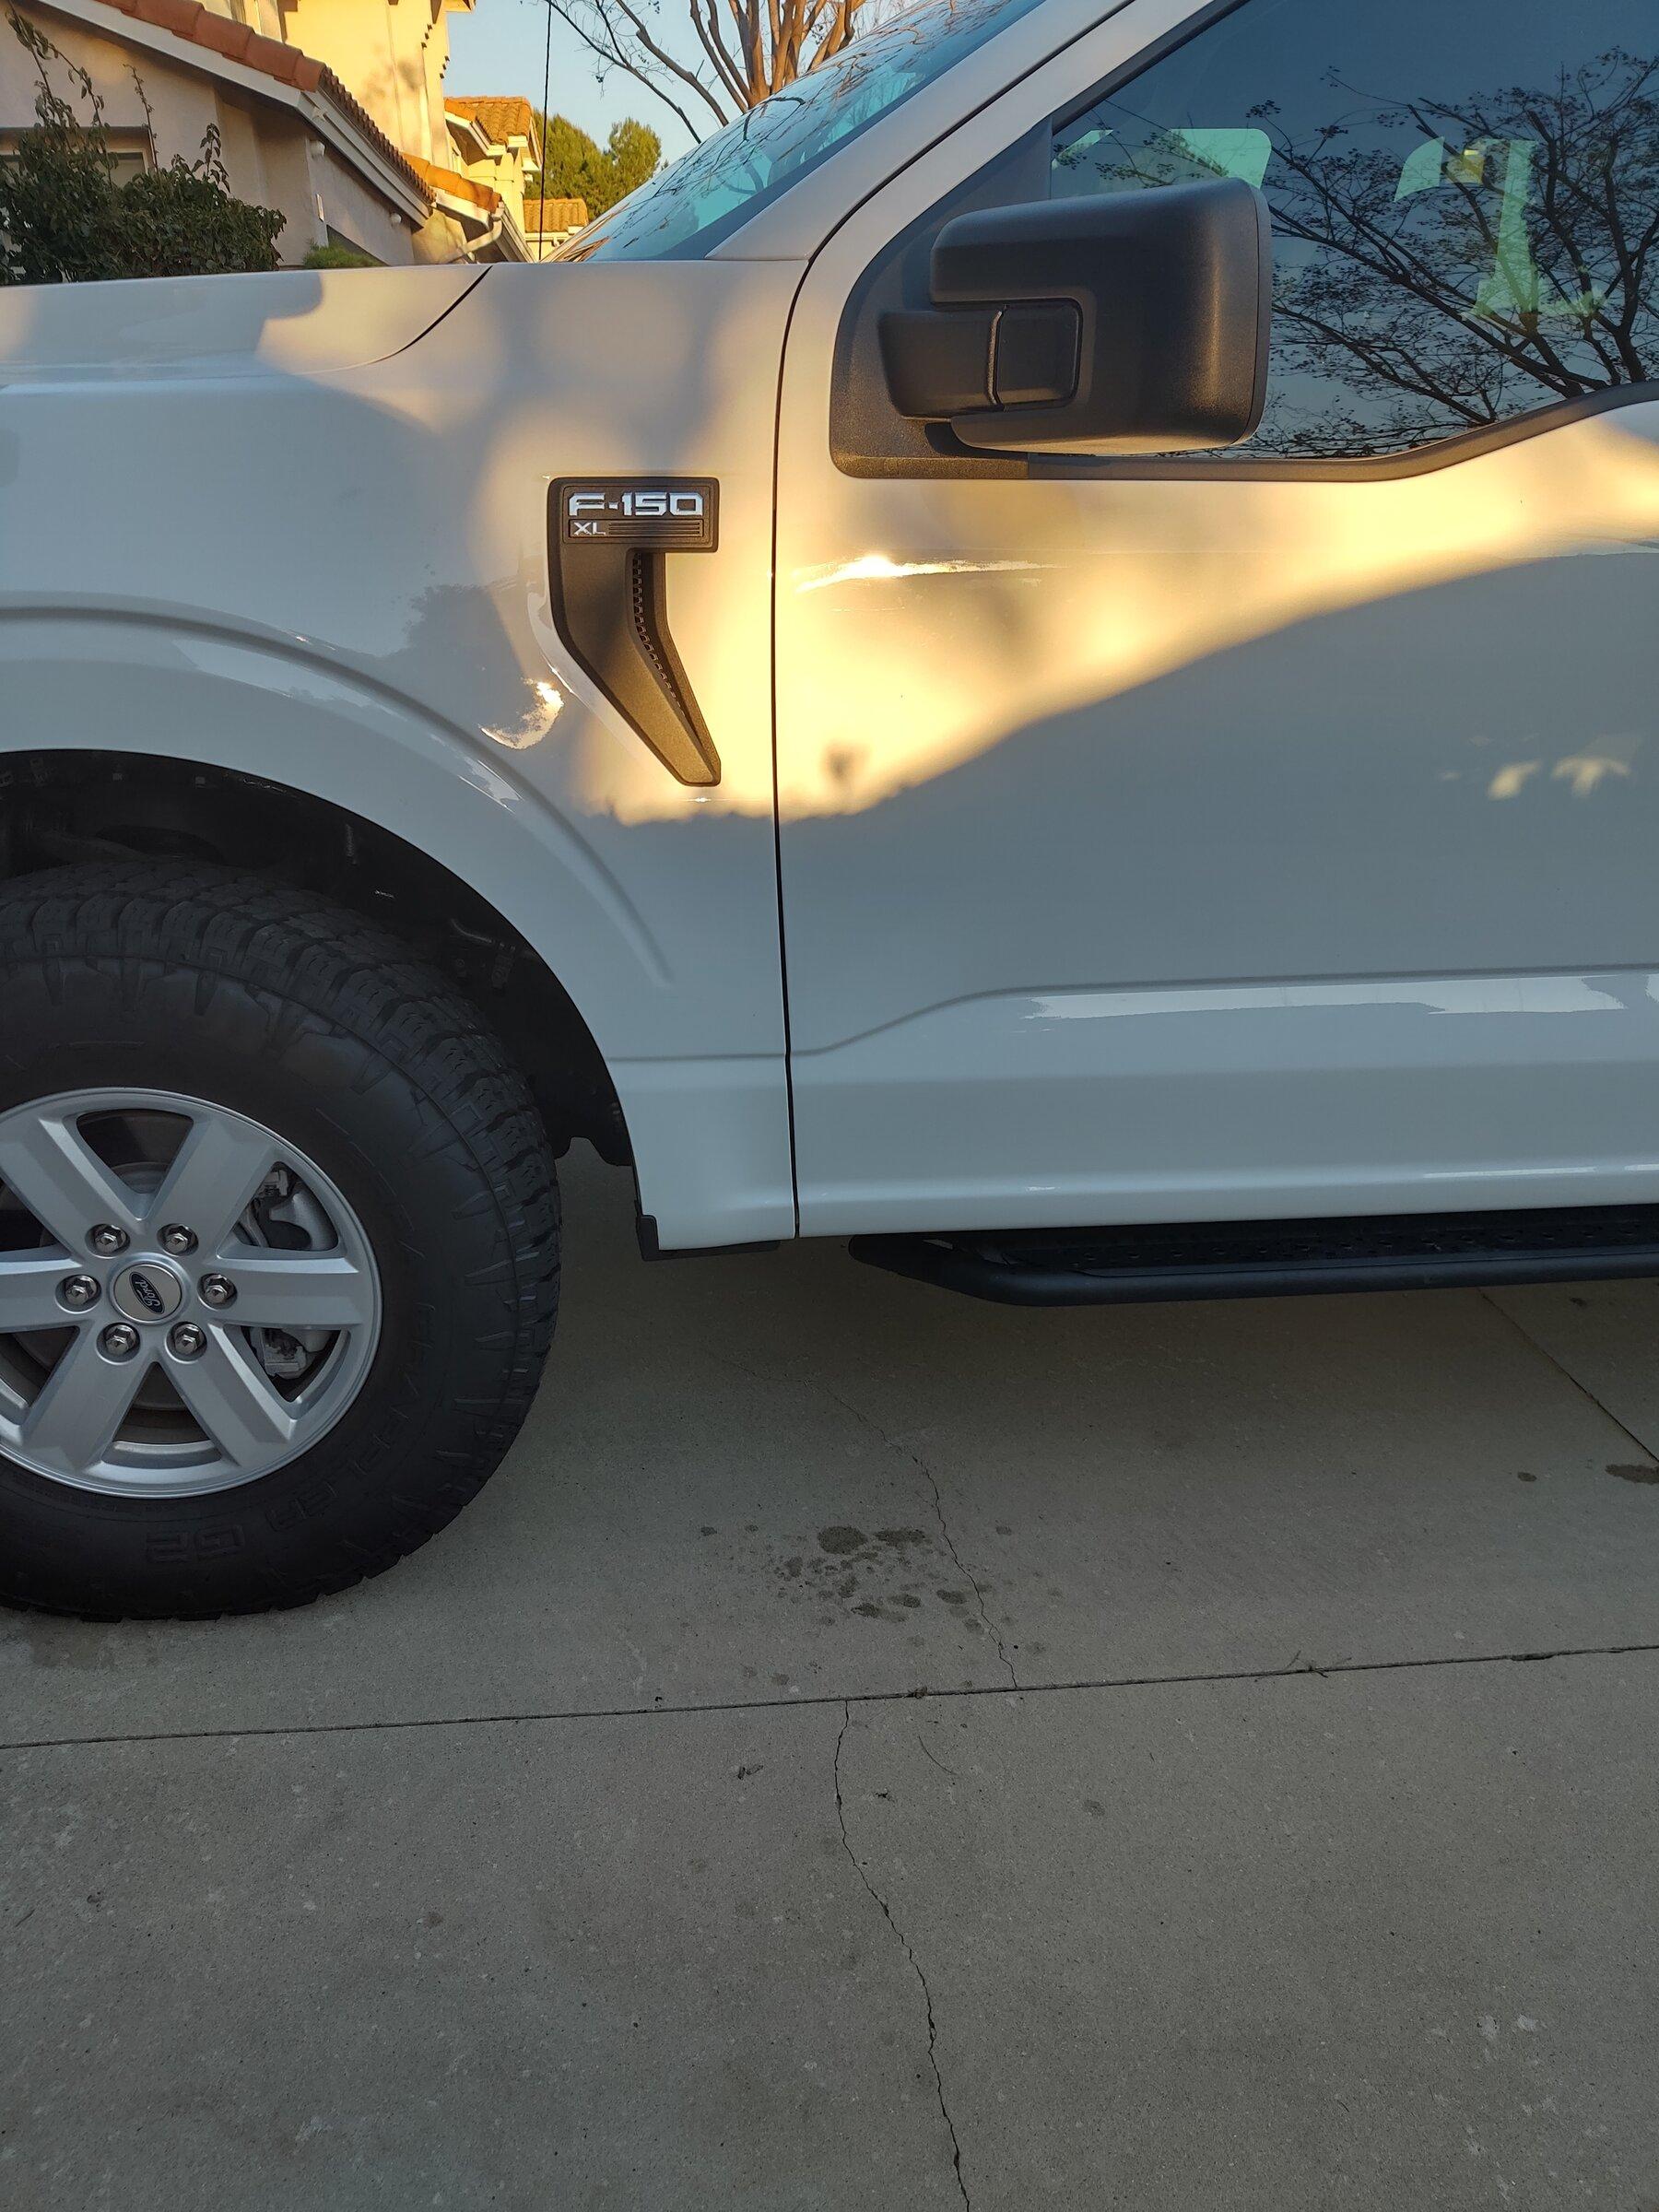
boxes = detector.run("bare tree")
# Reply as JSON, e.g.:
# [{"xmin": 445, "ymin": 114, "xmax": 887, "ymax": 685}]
[
  {"xmin": 1260, "ymin": 47, "xmax": 1659, "ymax": 453},
  {"xmin": 549, "ymin": 0, "xmax": 872, "ymax": 139}
]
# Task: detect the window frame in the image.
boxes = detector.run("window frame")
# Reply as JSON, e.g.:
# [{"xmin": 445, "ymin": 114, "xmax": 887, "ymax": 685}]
[
  {"xmin": 0, "ymin": 127, "xmax": 153, "ymax": 177},
  {"xmin": 830, "ymin": 0, "xmax": 1659, "ymax": 482}
]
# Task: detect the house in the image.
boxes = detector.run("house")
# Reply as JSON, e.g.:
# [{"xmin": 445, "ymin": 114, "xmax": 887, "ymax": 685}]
[
  {"xmin": 0, "ymin": 0, "xmax": 569, "ymax": 265},
  {"xmin": 442, "ymin": 95, "xmax": 533, "ymax": 241},
  {"xmin": 523, "ymin": 193, "xmax": 587, "ymax": 255}
]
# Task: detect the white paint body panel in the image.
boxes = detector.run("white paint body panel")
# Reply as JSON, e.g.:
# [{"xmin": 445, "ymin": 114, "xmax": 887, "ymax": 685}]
[
  {"xmin": 0, "ymin": 262, "xmax": 800, "ymax": 1246},
  {"xmin": 4, "ymin": 0, "xmax": 1659, "ymax": 1252},
  {"xmin": 771, "ymin": 0, "xmax": 1659, "ymax": 1234},
  {"xmin": 0, "ymin": 266, "xmax": 485, "ymax": 380}
]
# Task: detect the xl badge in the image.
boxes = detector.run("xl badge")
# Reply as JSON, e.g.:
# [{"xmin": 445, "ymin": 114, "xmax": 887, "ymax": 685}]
[{"xmin": 558, "ymin": 478, "xmax": 718, "ymax": 551}]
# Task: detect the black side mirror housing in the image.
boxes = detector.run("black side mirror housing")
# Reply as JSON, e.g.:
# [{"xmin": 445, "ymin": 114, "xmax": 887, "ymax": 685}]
[{"xmin": 879, "ymin": 177, "xmax": 1273, "ymax": 457}]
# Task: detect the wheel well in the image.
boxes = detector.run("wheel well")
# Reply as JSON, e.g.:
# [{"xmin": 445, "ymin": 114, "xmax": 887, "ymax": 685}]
[{"xmin": 0, "ymin": 751, "xmax": 629, "ymax": 1163}]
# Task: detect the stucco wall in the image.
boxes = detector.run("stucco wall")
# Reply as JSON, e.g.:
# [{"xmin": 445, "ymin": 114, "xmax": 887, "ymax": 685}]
[
  {"xmin": 1, "ymin": 7, "xmax": 420, "ymax": 264},
  {"xmin": 280, "ymin": 0, "xmax": 453, "ymax": 166}
]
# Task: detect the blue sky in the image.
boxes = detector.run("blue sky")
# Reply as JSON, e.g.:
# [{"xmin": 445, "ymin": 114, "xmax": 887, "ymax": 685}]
[{"xmin": 448, "ymin": 1, "xmax": 699, "ymax": 159}]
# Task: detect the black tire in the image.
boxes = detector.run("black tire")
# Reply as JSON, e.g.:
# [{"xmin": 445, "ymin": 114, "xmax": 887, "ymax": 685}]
[{"xmin": 0, "ymin": 864, "xmax": 559, "ymax": 1619}]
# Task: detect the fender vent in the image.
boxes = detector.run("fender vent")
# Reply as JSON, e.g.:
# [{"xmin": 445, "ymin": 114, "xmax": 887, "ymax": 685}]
[
  {"xmin": 629, "ymin": 550, "xmax": 691, "ymax": 713},
  {"xmin": 546, "ymin": 477, "xmax": 721, "ymax": 787}
]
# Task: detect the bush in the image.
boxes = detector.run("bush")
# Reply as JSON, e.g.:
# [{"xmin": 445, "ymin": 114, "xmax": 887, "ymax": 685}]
[
  {"xmin": 0, "ymin": 11, "xmax": 284, "ymax": 283},
  {"xmin": 301, "ymin": 242, "xmax": 379, "ymax": 270}
]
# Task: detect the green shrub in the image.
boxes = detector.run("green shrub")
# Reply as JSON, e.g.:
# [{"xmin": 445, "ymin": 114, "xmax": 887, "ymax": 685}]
[
  {"xmin": 0, "ymin": 11, "xmax": 284, "ymax": 284},
  {"xmin": 301, "ymin": 242, "xmax": 379, "ymax": 270}
]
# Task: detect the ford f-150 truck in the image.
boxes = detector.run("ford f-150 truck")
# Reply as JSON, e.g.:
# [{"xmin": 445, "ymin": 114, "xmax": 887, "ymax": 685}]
[{"xmin": 2, "ymin": 0, "xmax": 1655, "ymax": 1618}]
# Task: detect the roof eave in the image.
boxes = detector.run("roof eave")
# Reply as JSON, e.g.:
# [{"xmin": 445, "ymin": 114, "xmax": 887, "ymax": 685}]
[{"xmin": 23, "ymin": 0, "xmax": 434, "ymax": 223}]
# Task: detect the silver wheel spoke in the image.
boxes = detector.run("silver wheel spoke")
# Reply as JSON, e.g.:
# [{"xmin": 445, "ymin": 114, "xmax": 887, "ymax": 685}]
[
  {"xmin": 149, "ymin": 1114, "xmax": 278, "ymax": 1255},
  {"xmin": 0, "ymin": 1113, "xmax": 142, "ymax": 1252},
  {"xmin": 0, "ymin": 1253, "xmax": 76, "ymax": 1334},
  {"xmin": 169, "ymin": 1326, "xmax": 299, "ymax": 1469},
  {"xmin": 0, "ymin": 1086, "xmax": 381, "ymax": 1499},
  {"xmin": 20, "ymin": 1333, "xmax": 149, "ymax": 1477},
  {"xmin": 218, "ymin": 1253, "xmax": 375, "ymax": 1332}
]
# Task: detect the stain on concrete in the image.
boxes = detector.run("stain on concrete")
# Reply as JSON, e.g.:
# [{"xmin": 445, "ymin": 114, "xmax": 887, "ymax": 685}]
[
  {"xmin": 751, "ymin": 1520, "xmax": 1007, "ymax": 1638},
  {"xmin": 818, "ymin": 1526, "xmax": 868, "ymax": 1556},
  {"xmin": 1607, "ymin": 1463, "xmax": 1659, "ymax": 1485}
]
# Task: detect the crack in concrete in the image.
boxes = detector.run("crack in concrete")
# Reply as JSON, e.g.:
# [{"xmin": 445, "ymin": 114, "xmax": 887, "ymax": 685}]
[
  {"xmin": 806, "ymin": 1376, "xmax": 1020, "ymax": 1690},
  {"xmin": 914, "ymin": 1729, "xmax": 959, "ymax": 1779},
  {"xmin": 701, "ymin": 1348, "xmax": 1019, "ymax": 1688},
  {"xmin": 834, "ymin": 1701, "xmax": 971, "ymax": 2210},
  {"xmin": 916, "ymin": 1454, "xmax": 1020, "ymax": 1692}
]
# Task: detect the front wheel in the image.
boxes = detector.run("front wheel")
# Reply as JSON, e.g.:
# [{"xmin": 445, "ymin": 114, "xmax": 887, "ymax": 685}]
[{"xmin": 0, "ymin": 865, "xmax": 559, "ymax": 1618}]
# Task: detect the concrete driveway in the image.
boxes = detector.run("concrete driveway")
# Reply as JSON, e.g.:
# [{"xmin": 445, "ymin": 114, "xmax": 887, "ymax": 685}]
[{"xmin": 5, "ymin": 1147, "xmax": 1658, "ymax": 2210}]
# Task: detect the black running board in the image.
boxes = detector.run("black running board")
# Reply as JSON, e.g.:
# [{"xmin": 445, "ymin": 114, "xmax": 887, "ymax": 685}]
[{"xmin": 850, "ymin": 1205, "xmax": 1659, "ymax": 1308}]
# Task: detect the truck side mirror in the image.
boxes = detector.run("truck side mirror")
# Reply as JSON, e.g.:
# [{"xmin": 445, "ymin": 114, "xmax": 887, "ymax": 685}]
[{"xmin": 879, "ymin": 177, "xmax": 1273, "ymax": 457}]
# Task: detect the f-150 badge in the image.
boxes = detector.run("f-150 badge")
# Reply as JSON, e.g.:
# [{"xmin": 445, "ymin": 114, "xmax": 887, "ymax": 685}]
[{"xmin": 558, "ymin": 480, "xmax": 718, "ymax": 550}]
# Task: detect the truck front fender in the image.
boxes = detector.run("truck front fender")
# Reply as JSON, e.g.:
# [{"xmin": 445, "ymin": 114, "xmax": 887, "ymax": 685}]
[{"xmin": 0, "ymin": 609, "xmax": 794, "ymax": 1247}]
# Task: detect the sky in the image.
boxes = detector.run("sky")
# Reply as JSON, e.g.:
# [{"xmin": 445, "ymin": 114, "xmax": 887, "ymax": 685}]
[{"xmin": 448, "ymin": 0, "xmax": 699, "ymax": 159}]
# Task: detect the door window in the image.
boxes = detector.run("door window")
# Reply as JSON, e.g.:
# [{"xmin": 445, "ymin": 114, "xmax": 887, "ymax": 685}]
[{"xmin": 1053, "ymin": 0, "xmax": 1659, "ymax": 458}]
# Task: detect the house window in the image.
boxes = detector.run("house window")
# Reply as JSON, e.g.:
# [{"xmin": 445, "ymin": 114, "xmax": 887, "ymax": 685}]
[{"xmin": 0, "ymin": 128, "xmax": 152, "ymax": 181}]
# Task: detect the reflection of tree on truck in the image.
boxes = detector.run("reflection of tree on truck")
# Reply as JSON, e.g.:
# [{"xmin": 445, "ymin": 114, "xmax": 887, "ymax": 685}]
[{"xmin": 1058, "ymin": 44, "xmax": 1659, "ymax": 456}]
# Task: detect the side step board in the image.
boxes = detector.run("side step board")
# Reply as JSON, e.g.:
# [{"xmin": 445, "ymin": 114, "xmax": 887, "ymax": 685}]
[{"xmin": 849, "ymin": 1205, "xmax": 1659, "ymax": 1309}]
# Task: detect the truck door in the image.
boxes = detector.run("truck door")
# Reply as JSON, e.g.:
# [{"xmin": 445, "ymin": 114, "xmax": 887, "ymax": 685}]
[{"xmin": 774, "ymin": 0, "xmax": 1659, "ymax": 1237}]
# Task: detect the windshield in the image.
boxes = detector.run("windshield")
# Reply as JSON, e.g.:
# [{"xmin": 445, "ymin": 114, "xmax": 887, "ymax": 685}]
[{"xmin": 564, "ymin": 0, "xmax": 1053, "ymax": 262}]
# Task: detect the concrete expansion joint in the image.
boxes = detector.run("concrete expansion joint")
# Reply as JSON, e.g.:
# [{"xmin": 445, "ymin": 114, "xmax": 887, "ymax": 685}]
[
  {"xmin": 833, "ymin": 1700, "xmax": 972, "ymax": 2212},
  {"xmin": 1480, "ymin": 1292, "xmax": 1659, "ymax": 1467}
]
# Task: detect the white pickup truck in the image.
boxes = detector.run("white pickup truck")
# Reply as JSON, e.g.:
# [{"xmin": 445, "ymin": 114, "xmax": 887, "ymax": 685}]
[{"xmin": 1, "ymin": 0, "xmax": 1655, "ymax": 1618}]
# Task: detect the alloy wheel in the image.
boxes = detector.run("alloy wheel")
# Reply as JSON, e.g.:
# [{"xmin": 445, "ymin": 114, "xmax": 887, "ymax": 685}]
[{"xmin": 0, "ymin": 1088, "xmax": 382, "ymax": 1498}]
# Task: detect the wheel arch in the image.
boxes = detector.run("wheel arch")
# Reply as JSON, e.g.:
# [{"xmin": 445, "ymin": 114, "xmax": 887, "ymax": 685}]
[
  {"xmin": 0, "ymin": 611, "xmax": 799, "ymax": 1248},
  {"xmin": 0, "ymin": 743, "xmax": 631, "ymax": 1164}
]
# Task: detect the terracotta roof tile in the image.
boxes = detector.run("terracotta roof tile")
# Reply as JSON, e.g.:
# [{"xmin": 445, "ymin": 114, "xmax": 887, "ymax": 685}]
[
  {"xmin": 410, "ymin": 156, "xmax": 500, "ymax": 214},
  {"xmin": 445, "ymin": 95, "xmax": 537, "ymax": 155},
  {"xmin": 524, "ymin": 196, "xmax": 588, "ymax": 231},
  {"xmin": 191, "ymin": 11, "xmax": 253, "ymax": 59}
]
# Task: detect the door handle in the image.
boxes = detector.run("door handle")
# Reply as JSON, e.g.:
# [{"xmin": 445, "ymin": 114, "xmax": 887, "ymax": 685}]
[{"xmin": 547, "ymin": 478, "xmax": 722, "ymax": 786}]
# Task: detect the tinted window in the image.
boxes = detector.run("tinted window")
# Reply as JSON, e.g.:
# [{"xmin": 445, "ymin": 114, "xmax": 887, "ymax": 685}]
[
  {"xmin": 571, "ymin": 0, "xmax": 1052, "ymax": 263},
  {"xmin": 1052, "ymin": 0, "xmax": 1659, "ymax": 458}
]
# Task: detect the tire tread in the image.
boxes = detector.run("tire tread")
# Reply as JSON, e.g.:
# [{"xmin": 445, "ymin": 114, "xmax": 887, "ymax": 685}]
[{"xmin": 0, "ymin": 863, "xmax": 561, "ymax": 1620}]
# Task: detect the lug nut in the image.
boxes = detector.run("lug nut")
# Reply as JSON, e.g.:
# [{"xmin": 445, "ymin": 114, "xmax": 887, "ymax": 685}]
[
  {"xmin": 159, "ymin": 1225, "xmax": 197, "ymax": 1256},
  {"xmin": 88, "ymin": 1223, "xmax": 129, "ymax": 1257},
  {"xmin": 199, "ymin": 1274, "xmax": 236, "ymax": 1310},
  {"xmin": 99, "ymin": 1323, "xmax": 140, "ymax": 1360},
  {"xmin": 168, "ymin": 1322, "xmax": 206, "ymax": 1360},
  {"xmin": 59, "ymin": 1274, "xmax": 100, "ymax": 1312}
]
